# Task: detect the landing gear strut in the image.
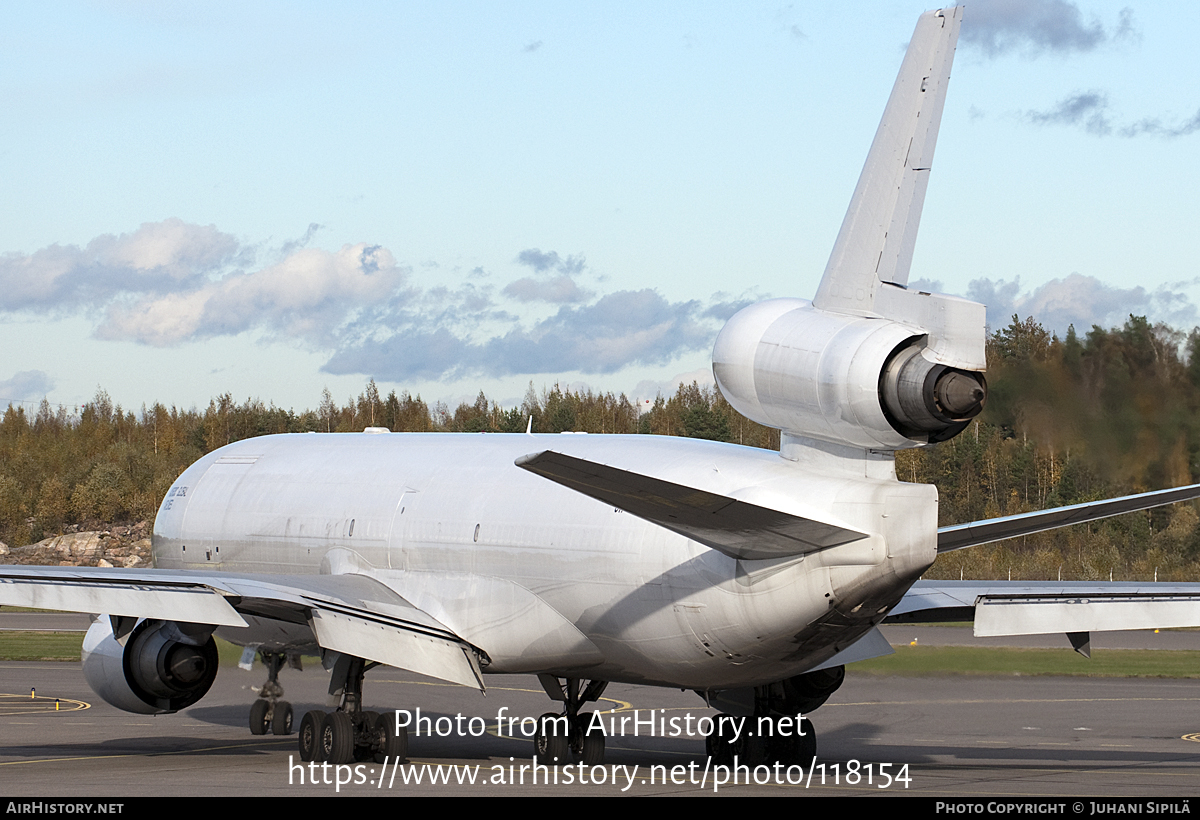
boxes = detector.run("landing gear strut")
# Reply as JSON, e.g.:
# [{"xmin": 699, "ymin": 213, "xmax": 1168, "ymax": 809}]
[
  {"xmin": 249, "ymin": 651, "xmax": 293, "ymax": 736},
  {"xmin": 296, "ymin": 653, "xmax": 408, "ymax": 765},
  {"xmin": 533, "ymin": 675, "xmax": 608, "ymax": 765}
]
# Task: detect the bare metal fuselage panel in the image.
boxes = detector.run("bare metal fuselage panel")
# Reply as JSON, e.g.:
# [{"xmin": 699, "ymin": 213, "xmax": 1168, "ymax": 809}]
[{"xmin": 150, "ymin": 431, "xmax": 937, "ymax": 689}]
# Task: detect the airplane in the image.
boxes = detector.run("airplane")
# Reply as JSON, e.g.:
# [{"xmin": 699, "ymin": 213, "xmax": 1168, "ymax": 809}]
[{"xmin": 4, "ymin": 5, "xmax": 1200, "ymax": 770}]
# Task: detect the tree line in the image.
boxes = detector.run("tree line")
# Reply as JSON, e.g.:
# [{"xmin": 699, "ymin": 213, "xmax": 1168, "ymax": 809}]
[{"xmin": 3, "ymin": 314, "xmax": 1200, "ymax": 580}]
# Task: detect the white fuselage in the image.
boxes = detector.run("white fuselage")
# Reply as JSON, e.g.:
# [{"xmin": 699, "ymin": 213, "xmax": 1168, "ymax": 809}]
[{"xmin": 153, "ymin": 431, "xmax": 937, "ymax": 691}]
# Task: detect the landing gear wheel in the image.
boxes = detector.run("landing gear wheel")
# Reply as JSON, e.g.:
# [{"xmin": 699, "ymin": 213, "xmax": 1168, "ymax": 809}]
[
  {"xmin": 534, "ymin": 712, "xmax": 569, "ymax": 764},
  {"xmin": 249, "ymin": 699, "xmax": 270, "ymax": 735},
  {"xmin": 374, "ymin": 712, "xmax": 408, "ymax": 764},
  {"xmin": 743, "ymin": 732, "xmax": 767, "ymax": 766},
  {"xmin": 271, "ymin": 701, "xmax": 293, "ymax": 735},
  {"xmin": 707, "ymin": 713, "xmax": 735, "ymax": 767},
  {"xmin": 354, "ymin": 711, "xmax": 381, "ymax": 761},
  {"xmin": 797, "ymin": 718, "xmax": 816, "ymax": 764},
  {"xmin": 571, "ymin": 712, "xmax": 604, "ymax": 765},
  {"xmin": 299, "ymin": 710, "xmax": 327, "ymax": 762},
  {"xmin": 322, "ymin": 712, "xmax": 355, "ymax": 765}
]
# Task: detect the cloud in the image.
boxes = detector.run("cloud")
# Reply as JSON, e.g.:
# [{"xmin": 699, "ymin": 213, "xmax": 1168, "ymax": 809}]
[
  {"xmin": 2, "ymin": 223, "xmax": 729, "ymax": 383},
  {"xmin": 632, "ymin": 367, "xmax": 715, "ymax": 404},
  {"xmin": 515, "ymin": 248, "xmax": 585, "ymax": 275},
  {"xmin": 504, "ymin": 248, "xmax": 593, "ymax": 303},
  {"xmin": 0, "ymin": 370, "xmax": 55, "ymax": 403},
  {"xmin": 96, "ymin": 243, "xmax": 408, "ymax": 346},
  {"xmin": 967, "ymin": 274, "xmax": 1198, "ymax": 335},
  {"xmin": 278, "ymin": 223, "xmax": 324, "ymax": 257},
  {"xmin": 523, "ymin": 40, "xmax": 543, "ymax": 53},
  {"xmin": 1025, "ymin": 93, "xmax": 1200, "ymax": 139},
  {"xmin": 703, "ymin": 296, "xmax": 760, "ymax": 322},
  {"xmin": 1119, "ymin": 109, "xmax": 1200, "ymax": 139},
  {"xmin": 0, "ymin": 218, "xmax": 244, "ymax": 311},
  {"xmin": 503, "ymin": 275, "xmax": 592, "ymax": 304},
  {"xmin": 323, "ymin": 289, "xmax": 716, "ymax": 382},
  {"xmin": 1026, "ymin": 91, "xmax": 1112, "ymax": 135},
  {"xmin": 960, "ymin": 0, "xmax": 1135, "ymax": 58}
]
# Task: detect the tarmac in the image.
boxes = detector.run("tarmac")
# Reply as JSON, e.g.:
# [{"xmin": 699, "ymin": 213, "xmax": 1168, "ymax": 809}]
[{"xmin": 1, "ymin": 617, "xmax": 1198, "ymax": 797}]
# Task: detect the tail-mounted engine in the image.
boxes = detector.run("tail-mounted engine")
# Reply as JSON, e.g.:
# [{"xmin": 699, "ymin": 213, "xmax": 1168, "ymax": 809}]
[
  {"xmin": 713, "ymin": 293, "xmax": 986, "ymax": 450},
  {"xmin": 82, "ymin": 616, "xmax": 219, "ymax": 714}
]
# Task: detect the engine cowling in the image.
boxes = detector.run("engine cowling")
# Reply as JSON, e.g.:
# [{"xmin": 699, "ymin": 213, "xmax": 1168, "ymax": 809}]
[
  {"xmin": 82, "ymin": 617, "xmax": 219, "ymax": 714},
  {"xmin": 712, "ymin": 298, "xmax": 985, "ymax": 449}
]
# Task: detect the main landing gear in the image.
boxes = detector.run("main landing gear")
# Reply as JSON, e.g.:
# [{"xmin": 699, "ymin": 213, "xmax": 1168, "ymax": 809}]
[
  {"xmin": 533, "ymin": 675, "xmax": 609, "ymax": 765},
  {"xmin": 296, "ymin": 654, "xmax": 408, "ymax": 765},
  {"xmin": 248, "ymin": 651, "xmax": 294, "ymax": 736},
  {"xmin": 705, "ymin": 710, "xmax": 816, "ymax": 767},
  {"xmin": 703, "ymin": 666, "xmax": 843, "ymax": 767}
]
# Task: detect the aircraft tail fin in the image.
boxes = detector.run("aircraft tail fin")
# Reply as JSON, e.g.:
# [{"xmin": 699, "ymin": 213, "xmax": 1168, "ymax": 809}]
[{"xmin": 813, "ymin": 6, "xmax": 962, "ymax": 316}]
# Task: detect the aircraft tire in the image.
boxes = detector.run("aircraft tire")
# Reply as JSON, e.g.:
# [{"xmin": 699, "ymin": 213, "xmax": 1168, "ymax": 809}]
[
  {"xmin": 299, "ymin": 710, "xmax": 327, "ymax": 762},
  {"xmin": 321, "ymin": 712, "xmax": 355, "ymax": 765},
  {"xmin": 271, "ymin": 701, "xmax": 293, "ymax": 735},
  {"xmin": 374, "ymin": 712, "xmax": 408, "ymax": 764},
  {"xmin": 797, "ymin": 718, "xmax": 816, "ymax": 763},
  {"xmin": 571, "ymin": 713, "xmax": 604, "ymax": 766},
  {"xmin": 534, "ymin": 712, "xmax": 569, "ymax": 764},
  {"xmin": 249, "ymin": 699, "xmax": 270, "ymax": 735}
]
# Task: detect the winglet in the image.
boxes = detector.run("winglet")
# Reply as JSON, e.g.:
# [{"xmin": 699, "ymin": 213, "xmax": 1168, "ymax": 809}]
[{"xmin": 813, "ymin": 6, "xmax": 962, "ymax": 316}]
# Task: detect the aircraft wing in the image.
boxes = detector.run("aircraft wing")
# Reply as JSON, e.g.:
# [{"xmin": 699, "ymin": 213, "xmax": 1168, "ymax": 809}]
[
  {"xmin": 515, "ymin": 449, "xmax": 868, "ymax": 561},
  {"xmin": 936, "ymin": 483, "xmax": 1200, "ymax": 553},
  {"xmin": 889, "ymin": 580, "xmax": 1200, "ymax": 653},
  {"xmin": 897, "ymin": 485, "xmax": 1200, "ymax": 648},
  {"xmin": 0, "ymin": 566, "xmax": 485, "ymax": 690}
]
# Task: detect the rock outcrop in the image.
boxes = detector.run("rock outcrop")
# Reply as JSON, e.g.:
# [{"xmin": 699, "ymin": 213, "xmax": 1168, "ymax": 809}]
[{"xmin": 0, "ymin": 522, "xmax": 153, "ymax": 568}]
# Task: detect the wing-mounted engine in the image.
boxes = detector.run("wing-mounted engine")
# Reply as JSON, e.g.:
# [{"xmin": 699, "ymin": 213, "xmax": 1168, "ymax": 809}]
[
  {"xmin": 712, "ymin": 7, "xmax": 985, "ymax": 451},
  {"xmin": 82, "ymin": 616, "xmax": 219, "ymax": 714}
]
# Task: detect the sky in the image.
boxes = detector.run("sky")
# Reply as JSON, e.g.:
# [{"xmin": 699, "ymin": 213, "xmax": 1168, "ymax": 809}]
[{"xmin": 1, "ymin": 1, "xmax": 1197, "ymax": 415}]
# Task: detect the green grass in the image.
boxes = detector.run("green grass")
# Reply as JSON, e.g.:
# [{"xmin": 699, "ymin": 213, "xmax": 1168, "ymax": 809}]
[
  {"xmin": 2, "ymin": 630, "xmax": 1197, "ymax": 678},
  {"xmin": 0, "ymin": 631, "xmax": 258, "ymax": 665},
  {"xmin": 853, "ymin": 645, "xmax": 1200, "ymax": 678},
  {"xmin": 0, "ymin": 632, "xmax": 88, "ymax": 661}
]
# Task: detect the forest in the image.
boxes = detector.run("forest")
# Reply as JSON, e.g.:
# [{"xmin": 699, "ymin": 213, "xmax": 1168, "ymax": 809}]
[{"xmin": 3, "ymin": 314, "xmax": 1200, "ymax": 581}]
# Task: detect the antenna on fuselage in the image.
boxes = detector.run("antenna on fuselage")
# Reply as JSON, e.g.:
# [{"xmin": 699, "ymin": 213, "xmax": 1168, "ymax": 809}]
[{"xmin": 526, "ymin": 416, "xmax": 533, "ymax": 435}]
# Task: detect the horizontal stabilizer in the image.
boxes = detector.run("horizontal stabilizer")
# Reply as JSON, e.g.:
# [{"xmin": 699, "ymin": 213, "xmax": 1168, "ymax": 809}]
[
  {"xmin": 515, "ymin": 450, "xmax": 866, "ymax": 561},
  {"xmin": 937, "ymin": 482, "xmax": 1200, "ymax": 553}
]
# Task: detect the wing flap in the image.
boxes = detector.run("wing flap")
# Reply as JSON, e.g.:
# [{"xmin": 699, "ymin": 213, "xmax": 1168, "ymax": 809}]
[
  {"xmin": 310, "ymin": 608, "xmax": 484, "ymax": 690},
  {"xmin": 974, "ymin": 593, "xmax": 1200, "ymax": 637},
  {"xmin": 515, "ymin": 449, "xmax": 866, "ymax": 561},
  {"xmin": 892, "ymin": 581, "xmax": 1200, "ymax": 639}
]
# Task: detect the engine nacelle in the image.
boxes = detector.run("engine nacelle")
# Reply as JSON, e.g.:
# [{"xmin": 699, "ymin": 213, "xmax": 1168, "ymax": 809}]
[
  {"xmin": 712, "ymin": 298, "xmax": 986, "ymax": 449},
  {"xmin": 82, "ymin": 617, "xmax": 219, "ymax": 714}
]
